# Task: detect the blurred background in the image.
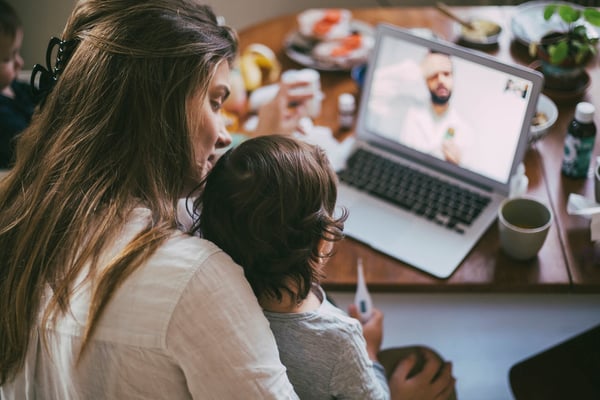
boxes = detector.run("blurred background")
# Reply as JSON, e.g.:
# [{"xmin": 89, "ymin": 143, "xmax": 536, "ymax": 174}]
[{"xmin": 8, "ymin": 0, "xmax": 530, "ymax": 71}]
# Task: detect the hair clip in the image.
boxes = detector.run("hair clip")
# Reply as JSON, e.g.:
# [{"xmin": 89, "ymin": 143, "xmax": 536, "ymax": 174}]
[{"xmin": 30, "ymin": 37, "xmax": 79, "ymax": 103}]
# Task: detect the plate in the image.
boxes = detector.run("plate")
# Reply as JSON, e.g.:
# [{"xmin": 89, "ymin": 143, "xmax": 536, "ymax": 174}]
[
  {"xmin": 284, "ymin": 20, "xmax": 374, "ymax": 71},
  {"xmin": 511, "ymin": 1, "xmax": 600, "ymax": 46}
]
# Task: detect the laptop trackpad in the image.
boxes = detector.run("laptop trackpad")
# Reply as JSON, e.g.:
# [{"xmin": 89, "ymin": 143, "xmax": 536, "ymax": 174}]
[{"xmin": 341, "ymin": 190, "xmax": 414, "ymax": 250}]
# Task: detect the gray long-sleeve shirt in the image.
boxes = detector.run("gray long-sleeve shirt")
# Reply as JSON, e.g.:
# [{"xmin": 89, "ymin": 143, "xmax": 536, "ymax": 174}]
[{"xmin": 264, "ymin": 287, "xmax": 389, "ymax": 399}]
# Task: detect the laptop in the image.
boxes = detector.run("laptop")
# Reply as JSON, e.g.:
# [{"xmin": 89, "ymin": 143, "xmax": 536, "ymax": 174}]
[{"xmin": 336, "ymin": 23, "xmax": 543, "ymax": 279}]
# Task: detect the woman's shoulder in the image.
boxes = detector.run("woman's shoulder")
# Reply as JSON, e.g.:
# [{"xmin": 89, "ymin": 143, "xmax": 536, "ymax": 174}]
[
  {"xmin": 144, "ymin": 229, "xmax": 244, "ymax": 295},
  {"xmin": 96, "ymin": 212, "xmax": 250, "ymax": 346}
]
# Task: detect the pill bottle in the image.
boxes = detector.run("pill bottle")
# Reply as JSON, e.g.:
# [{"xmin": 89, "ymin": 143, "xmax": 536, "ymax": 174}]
[
  {"xmin": 562, "ymin": 102, "xmax": 596, "ymax": 178},
  {"xmin": 338, "ymin": 93, "xmax": 356, "ymax": 131}
]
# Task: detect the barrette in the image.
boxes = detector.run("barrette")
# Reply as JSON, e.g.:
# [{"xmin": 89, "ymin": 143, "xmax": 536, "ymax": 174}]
[{"xmin": 31, "ymin": 37, "xmax": 78, "ymax": 101}]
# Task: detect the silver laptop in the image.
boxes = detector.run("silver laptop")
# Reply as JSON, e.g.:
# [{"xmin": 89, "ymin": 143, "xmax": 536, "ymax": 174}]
[{"xmin": 337, "ymin": 23, "xmax": 543, "ymax": 278}]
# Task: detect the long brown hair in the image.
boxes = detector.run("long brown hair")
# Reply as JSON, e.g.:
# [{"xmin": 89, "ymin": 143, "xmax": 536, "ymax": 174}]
[{"xmin": 0, "ymin": 0, "xmax": 236, "ymax": 385}]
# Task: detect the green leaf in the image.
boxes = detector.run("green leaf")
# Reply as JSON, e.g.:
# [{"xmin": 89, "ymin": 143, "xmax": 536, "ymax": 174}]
[
  {"xmin": 558, "ymin": 5, "xmax": 580, "ymax": 24},
  {"xmin": 544, "ymin": 5, "xmax": 557, "ymax": 21},
  {"xmin": 583, "ymin": 8, "xmax": 600, "ymax": 27},
  {"xmin": 549, "ymin": 41, "xmax": 569, "ymax": 64},
  {"xmin": 575, "ymin": 48, "xmax": 588, "ymax": 64},
  {"xmin": 573, "ymin": 24, "xmax": 589, "ymax": 39}
]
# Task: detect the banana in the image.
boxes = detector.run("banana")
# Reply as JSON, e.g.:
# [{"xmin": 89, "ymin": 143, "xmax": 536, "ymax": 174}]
[
  {"xmin": 239, "ymin": 43, "xmax": 281, "ymax": 91},
  {"xmin": 240, "ymin": 53, "xmax": 262, "ymax": 91},
  {"xmin": 245, "ymin": 43, "xmax": 277, "ymax": 67}
]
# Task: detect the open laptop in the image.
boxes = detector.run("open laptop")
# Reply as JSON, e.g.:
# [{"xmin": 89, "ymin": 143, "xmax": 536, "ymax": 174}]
[{"xmin": 336, "ymin": 23, "xmax": 543, "ymax": 279}]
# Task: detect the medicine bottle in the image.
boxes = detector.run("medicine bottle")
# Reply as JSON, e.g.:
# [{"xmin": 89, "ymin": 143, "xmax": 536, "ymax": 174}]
[
  {"xmin": 562, "ymin": 102, "xmax": 596, "ymax": 178},
  {"xmin": 338, "ymin": 93, "xmax": 356, "ymax": 131}
]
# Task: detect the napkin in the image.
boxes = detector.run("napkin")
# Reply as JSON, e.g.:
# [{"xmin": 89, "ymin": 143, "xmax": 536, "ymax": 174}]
[
  {"xmin": 566, "ymin": 193, "xmax": 600, "ymax": 241},
  {"xmin": 243, "ymin": 115, "xmax": 355, "ymax": 172},
  {"xmin": 293, "ymin": 117, "xmax": 355, "ymax": 172}
]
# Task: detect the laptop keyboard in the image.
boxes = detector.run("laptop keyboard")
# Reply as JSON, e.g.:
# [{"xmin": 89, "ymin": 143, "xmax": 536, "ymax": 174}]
[{"xmin": 337, "ymin": 148, "xmax": 491, "ymax": 234}]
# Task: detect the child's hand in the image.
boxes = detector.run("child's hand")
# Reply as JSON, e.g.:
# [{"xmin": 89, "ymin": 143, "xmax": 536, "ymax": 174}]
[{"xmin": 348, "ymin": 304, "xmax": 384, "ymax": 361}]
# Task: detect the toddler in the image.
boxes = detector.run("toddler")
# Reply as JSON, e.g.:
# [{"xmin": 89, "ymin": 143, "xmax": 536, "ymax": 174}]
[
  {"xmin": 0, "ymin": 0, "xmax": 36, "ymax": 168},
  {"xmin": 195, "ymin": 135, "xmax": 390, "ymax": 399}
]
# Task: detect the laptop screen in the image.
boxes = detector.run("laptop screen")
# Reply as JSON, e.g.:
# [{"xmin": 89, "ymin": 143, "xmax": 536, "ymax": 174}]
[{"xmin": 358, "ymin": 24, "xmax": 543, "ymax": 193}]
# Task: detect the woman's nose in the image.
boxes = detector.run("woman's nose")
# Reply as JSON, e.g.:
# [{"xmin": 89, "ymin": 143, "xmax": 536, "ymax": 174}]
[{"xmin": 216, "ymin": 128, "xmax": 232, "ymax": 149}]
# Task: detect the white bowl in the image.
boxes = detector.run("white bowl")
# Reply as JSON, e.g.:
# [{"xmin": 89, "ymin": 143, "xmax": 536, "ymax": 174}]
[
  {"xmin": 459, "ymin": 18, "xmax": 502, "ymax": 46},
  {"xmin": 530, "ymin": 94, "xmax": 558, "ymax": 143}
]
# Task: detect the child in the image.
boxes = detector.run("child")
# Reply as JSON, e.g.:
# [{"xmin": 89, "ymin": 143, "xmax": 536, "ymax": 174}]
[
  {"xmin": 0, "ymin": 0, "xmax": 37, "ymax": 168},
  {"xmin": 195, "ymin": 135, "xmax": 390, "ymax": 399}
]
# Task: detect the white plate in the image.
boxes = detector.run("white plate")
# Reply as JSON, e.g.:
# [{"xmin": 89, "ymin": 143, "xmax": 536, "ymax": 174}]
[
  {"xmin": 284, "ymin": 20, "xmax": 374, "ymax": 71},
  {"xmin": 511, "ymin": 1, "xmax": 600, "ymax": 46}
]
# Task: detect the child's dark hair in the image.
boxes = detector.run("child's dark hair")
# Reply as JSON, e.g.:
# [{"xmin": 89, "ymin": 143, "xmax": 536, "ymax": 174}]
[
  {"xmin": 195, "ymin": 135, "xmax": 348, "ymax": 304},
  {"xmin": 0, "ymin": 1, "xmax": 22, "ymax": 38}
]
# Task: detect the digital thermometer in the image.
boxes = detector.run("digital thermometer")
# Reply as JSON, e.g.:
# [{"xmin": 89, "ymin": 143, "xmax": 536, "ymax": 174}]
[{"xmin": 354, "ymin": 257, "xmax": 373, "ymax": 322}]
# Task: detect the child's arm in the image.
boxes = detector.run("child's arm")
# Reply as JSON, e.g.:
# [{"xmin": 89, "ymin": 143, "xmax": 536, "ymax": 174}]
[{"xmin": 348, "ymin": 304, "xmax": 383, "ymax": 361}]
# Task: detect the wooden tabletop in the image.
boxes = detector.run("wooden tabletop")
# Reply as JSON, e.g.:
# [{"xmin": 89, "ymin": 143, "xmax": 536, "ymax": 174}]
[{"xmin": 237, "ymin": 6, "xmax": 600, "ymax": 292}]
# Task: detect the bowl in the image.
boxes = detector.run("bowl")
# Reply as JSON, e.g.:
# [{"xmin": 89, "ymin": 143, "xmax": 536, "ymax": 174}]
[
  {"xmin": 530, "ymin": 93, "xmax": 558, "ymax": 143},
  {"xmin": 459, "ymin": 19, "xmax": 502, "ymax": 46}
]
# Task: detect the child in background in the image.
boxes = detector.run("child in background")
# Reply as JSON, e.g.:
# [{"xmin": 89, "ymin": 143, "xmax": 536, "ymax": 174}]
[
  {"xmin": 0, "ymin": 0, "xmax": 36, "ymax": 169},
  {"xmin": 195, "ymin": 135, "xmax": 391, "ymax": 399}
]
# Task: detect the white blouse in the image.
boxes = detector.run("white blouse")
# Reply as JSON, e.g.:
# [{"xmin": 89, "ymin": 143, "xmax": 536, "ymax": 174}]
[{"xmin": 1, "ymin": 207, "xmax": 298, "ymax": 399}]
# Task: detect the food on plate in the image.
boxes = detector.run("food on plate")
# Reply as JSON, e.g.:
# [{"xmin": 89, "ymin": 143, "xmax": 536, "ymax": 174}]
[
  {"xmin": 532, "ymin": 111, "xmax": 549, "ymax": 127},
  {"xmin": 313, "ymin": 10, "xmax": 344, "ymax": 36},
  {"xmin": 312, "ymin": 31, "xmax": 374, "ymax": 69},
  {"xmin": 288, "ymin": 8, "xmax": 375, "ymax": 70},
  {"xmin": 297, "ymin": 8, "xmax": 352, "ymax": 40},
  {"xmin": 330, "ymin": 32, "xmax": 362, "ymax": 57}
]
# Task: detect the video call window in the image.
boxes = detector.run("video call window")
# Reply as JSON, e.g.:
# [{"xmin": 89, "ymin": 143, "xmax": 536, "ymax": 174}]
[{"xmin": 364, "ymin": 35, "xmax": 533, "ymax": 185}]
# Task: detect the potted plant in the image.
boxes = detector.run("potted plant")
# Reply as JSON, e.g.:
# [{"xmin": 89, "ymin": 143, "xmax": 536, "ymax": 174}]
[{"xmin": 530, "ymin": 3, "xmax": 600, "ymax": 91}]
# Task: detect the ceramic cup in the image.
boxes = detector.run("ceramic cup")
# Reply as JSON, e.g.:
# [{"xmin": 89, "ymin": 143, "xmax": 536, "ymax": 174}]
[
  {"xmin": 281, "ymin": 68, "xmax": 323, "ymax": 118},
  {"xmin": 498, "ymin": 196, "xmax": 553, "ymax": 261}
]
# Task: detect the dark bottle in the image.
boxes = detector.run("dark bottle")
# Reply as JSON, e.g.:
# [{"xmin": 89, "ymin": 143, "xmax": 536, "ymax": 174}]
[{"xmin": 562, "ymin": 102, "xmax": 596, "ymax": 178}]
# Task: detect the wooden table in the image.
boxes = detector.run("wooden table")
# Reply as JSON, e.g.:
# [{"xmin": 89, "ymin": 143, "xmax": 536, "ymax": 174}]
[{"xmin": 237, "ymin": 6, "xmax": 600, "ymax": 293}]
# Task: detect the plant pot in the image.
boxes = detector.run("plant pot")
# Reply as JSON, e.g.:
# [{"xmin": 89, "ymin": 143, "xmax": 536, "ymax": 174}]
[
  {"xmin": 538, "ymin": 61, "xmax": 586, "ymax": 90},
  {"xmin": 530, "ymin": 60, "xmax": 590, "ymax": 104},
  {"xmin": 533, "ymin": 32, "xmax": 592, "ymax": 102}
]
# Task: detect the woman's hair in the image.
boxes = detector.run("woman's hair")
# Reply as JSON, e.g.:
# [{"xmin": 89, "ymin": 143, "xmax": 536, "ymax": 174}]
[
  {"xmin": 195, "ymin": 135, "xmax": 348, "ymax": 305},
  {"xmin": 0, "ymin": 0, "xmax": 22, "ymax": 38},
  {"xmin": 0, "ymin": 0, "xmax": 236, "ymax": 385}
]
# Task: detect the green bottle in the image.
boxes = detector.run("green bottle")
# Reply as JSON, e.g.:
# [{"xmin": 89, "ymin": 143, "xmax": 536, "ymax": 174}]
[{"xmin": 562, "ymin": 102, "xmax": 596, "ymax": 178}]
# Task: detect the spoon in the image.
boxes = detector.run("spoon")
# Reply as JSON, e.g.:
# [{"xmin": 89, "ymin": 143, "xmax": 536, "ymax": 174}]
[{"xmin": 435, "ymin": 2, "xmax": 475, "ymax": 31}]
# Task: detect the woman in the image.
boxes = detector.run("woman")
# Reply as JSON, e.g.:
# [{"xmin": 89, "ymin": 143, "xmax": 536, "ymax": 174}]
[
  {"xmin": 0, "ymin": 1, "xmax": 453, "ymax": 398},
  {"xmin": 0, "ymin": 0, "xmax": 299, "ymax": 398}
]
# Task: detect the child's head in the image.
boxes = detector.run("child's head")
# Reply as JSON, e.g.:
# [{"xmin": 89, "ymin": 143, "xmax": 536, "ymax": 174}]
[
  {"xmin": 197, "ymin": 135, "xmax": 347, "ymax": 304},
  {"xmin": 0, "ymin": 0, "xmax": 24, "ymax": 90}
]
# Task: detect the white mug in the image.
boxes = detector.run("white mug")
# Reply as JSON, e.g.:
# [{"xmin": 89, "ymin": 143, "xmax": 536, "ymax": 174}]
[{"xmin": 498, "ymin": 196, "xmax": 552, "ymax": 260}]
